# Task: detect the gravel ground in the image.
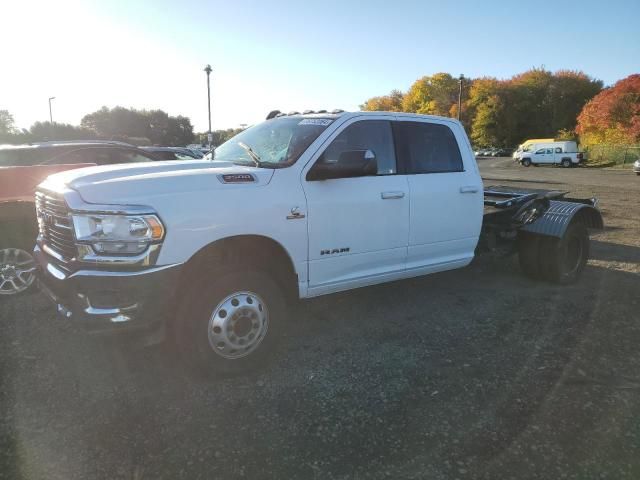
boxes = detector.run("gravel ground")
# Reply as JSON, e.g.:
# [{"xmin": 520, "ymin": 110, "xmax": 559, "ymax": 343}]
[{"xmin": 1, "ymin": 160, "xmax": 639, "ymax": 479}]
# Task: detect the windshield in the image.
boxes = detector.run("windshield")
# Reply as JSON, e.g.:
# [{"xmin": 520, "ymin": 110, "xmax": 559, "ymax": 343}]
[{"xmin": 211, "ymin": 117, "xmax": 333, "ymax": 167}]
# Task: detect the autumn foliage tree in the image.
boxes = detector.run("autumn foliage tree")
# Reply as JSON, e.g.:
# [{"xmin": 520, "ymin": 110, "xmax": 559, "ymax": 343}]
[
  {"xmin": 576, "ymin": 74, "xmax": 640, "ymax": 145},
  {"xmin": 360, "ymin": 89, "xmax": 404, "ymax": 112},
  {"xmin": 361, "ymin": 68, "xmax": 603, "ymax": 147}
]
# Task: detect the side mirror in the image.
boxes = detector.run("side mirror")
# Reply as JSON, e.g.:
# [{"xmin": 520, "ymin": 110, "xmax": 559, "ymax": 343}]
[{"xmin": 307, "ymin": 149, "xmax": 377, "ymax": 181}]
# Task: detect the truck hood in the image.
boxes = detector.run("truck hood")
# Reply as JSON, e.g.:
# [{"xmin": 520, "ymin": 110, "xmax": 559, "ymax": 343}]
[{"xmin": 41, "ymin": 160, "xmax": 275, "ymax": 204}]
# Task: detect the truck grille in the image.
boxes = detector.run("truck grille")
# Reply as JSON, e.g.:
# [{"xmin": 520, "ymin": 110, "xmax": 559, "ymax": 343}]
[{"xmin": 35, "ymin": 190, "xmax": 77, "ymax": 262}]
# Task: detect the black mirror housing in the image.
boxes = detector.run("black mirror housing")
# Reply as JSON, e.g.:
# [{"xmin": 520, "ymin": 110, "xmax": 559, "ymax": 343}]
[{"xmin": 307, "ymin": 149, "xmax": 377, "ymax": 181}]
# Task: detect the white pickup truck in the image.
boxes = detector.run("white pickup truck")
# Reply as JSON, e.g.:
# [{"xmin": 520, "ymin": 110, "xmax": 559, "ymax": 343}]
[
  {"xmin": 517, "ymin": 141, "xmax": 584, "ymax": 167},
  {"xmin": 34, "ymin": 111, "xmax": 603, "ymax": 374}
]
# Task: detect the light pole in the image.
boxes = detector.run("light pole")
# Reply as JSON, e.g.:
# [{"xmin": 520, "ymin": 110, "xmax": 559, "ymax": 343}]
[
  {"xmin": 48, "ymin": 96, "xmax": 56, "ymax": 124},
  {"xmin": 204, "ymin": 64, "xmax": 212, "ymax": 150},
  {"xmin": 457, "ymin": 75, "xmax": 464, "ymax": 121}
]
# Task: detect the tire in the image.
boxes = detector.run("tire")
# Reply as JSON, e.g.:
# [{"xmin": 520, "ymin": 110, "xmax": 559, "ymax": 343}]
[
  {"xmin": 538, "ymin": 223, "xmax": 589, "ymax": 284},
  {"xmin": 175, "ymin": 267, "xmax": 287, "ymax": 375},
  {"xmin": 518, "ymin": 232, "xmax": 543, "ymax": 280},
  {"xmin": 561, "ymin": 159, "xmax": 571, "ymax": 168},
  {"xmin": 522, "ymin": 158, "xmax": 532, "ymax": 167}
]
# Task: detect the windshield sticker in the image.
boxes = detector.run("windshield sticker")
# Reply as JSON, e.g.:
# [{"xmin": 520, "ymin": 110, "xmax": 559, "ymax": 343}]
[{"xmin": 298, "ymin": 119, "xmax": 333, "ymax": 126}]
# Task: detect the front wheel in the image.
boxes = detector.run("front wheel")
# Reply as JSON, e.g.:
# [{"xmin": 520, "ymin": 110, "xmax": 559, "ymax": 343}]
[
  {"xmin": 522, "ymin": 158, "xmax": 532, "ymax": 167},
  {"xmin": 175, "ymin": 268, "xmax": 287, "ymax": 375}
]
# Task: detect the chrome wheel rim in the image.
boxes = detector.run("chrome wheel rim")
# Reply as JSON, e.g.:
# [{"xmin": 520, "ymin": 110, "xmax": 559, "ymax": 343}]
[
  {"xmin": 207, "ymin": 291, "xmax": 269, "ymax": 359},
  {"xmin": 0, "ymin": 248, "xmax": 36, "ymax": 295}
]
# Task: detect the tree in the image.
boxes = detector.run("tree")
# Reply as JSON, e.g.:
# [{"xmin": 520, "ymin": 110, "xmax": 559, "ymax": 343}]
[
  {"xmin": 81, "ymin": 106, "xmax": 194, "ymax": 146},
  {"xmin": 360, "ymin": 89, "xmax": 404, "ymax": 112},
  {"xmin": 547, "ymin": 70, "xmax": 602, "ymax": 135},
  {"xmin": 29, "ymin": 121, "xmax": 97, "ymax": 141},
  {"xmin": 0, "ymin": 110, "xmax": 16, "ymax": 135},
  {"xmin": 576, "ymin": 74, "xmax": 640, "ymax": 145},
  {"xmin": 401, "ymin": 73, "xmax": 459, "ymax": 116},
  {"xmin": 362, "ymin": 68, "xmax": 603, "ymax": 148}
]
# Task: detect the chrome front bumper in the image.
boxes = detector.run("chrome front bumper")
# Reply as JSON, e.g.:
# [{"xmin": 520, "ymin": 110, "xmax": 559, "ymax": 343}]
[{"xmin": 35, "ymin": 245, "xmax": 182, "ymax": 335}]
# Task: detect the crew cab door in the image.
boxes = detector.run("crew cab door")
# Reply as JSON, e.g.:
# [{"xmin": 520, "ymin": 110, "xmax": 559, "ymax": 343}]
[
  {"xmin": 302, "ymin": 117, "xmax": 409, "ymax": 295},
  {"xmin": 533, "ymin": 147, "xmax": 554, "ymax": 164},
  {"xmin": 393, "ymin": 118, "xmax": 483, "ymax": 271}
]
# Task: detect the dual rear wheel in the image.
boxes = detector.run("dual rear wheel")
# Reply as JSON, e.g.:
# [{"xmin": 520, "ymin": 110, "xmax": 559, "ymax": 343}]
[{"xmin": 518, "ymin": 222, "xmax": 589, "ymax": 284}]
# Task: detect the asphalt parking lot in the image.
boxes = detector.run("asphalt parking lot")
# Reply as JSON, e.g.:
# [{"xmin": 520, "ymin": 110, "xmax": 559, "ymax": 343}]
[{"xmin": 1, "ymin": 160, "xmax": 639, "ymax": 480}]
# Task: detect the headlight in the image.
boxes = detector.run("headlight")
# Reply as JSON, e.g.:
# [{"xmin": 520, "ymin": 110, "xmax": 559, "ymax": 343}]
[{"xmin": 71, "ymin": 214, "xmax": 164, "ymax": 255}]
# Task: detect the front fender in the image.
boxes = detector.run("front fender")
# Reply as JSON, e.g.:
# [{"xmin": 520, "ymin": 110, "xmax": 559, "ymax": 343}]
[{"xmin": 521, "ymin": 200, "xmax": 604, "ymax": 238}]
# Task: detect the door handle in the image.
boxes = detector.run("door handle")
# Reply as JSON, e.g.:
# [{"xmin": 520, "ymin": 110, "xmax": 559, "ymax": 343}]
[
  {"xmin": 381, "ymin": 191, "xmax": 405, "ymax": 199},
  {"xmin": 459, "ymin": 186, "xmax": 479, "ymax": 194}
]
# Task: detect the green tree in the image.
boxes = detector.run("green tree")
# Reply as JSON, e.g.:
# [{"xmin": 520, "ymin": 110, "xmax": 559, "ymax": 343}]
[
  {"xmin": 81, "ymin": 106, "xmax": 194, "ymax": 145},
  {"xmin": 29, "ymin": 121, "xmax": 98, "ymax": 141},
  {"xmin": 0, "ymin": 110, "xmax": 16, "ymax": 135},
  {"xmin": 548, "ymin": 70, "xmax": 603, "ymax": 134}
]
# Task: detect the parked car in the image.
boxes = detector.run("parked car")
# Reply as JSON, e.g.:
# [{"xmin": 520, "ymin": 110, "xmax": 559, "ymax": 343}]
[
  {"xmin": 34, "ymin": 111, "xmax": 603, "ymax": 374},
  {"xmin": 492, "ymin": 148, "xmax": 512, "ymax": 157},
  {"xmin": 634, "ymin": 159, "xmax": 640, "ymax": 175},
  {"xmin": 0, "ymin": 141, "xmax": 159, "ymax": 296},
  {"xmin": 518, "ymin": 141, "xmax": 583, "ymax": 167},
  {"xmin": 141, "ymin": 146, "xmax": 203, "ymax": 160},
  {"xmin": 186, "ymin": 144, "xmax": 211, "ymax": 157}
]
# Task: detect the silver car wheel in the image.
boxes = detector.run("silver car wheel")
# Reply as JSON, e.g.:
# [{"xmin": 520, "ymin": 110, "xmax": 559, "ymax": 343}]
[
  {"xmin": 207, "ymin": 291, "xmax": 269, "ymax": 359},
  {"xmin": 0, "ymin": 248, "xmax": 37, "ymax": 295}
]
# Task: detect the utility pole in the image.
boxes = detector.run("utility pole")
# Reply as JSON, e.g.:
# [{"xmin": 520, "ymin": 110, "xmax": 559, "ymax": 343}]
[
  {"xmin": 204, "ymin": 65, "xmax": 212, "ymax": 150},
  {"xmin": 48, "ymin": 96, "xmax": 56, "ymax": 124},
  {"xmin": 457, "ymin": 75, "xmax": 464, "ymax": 121}
]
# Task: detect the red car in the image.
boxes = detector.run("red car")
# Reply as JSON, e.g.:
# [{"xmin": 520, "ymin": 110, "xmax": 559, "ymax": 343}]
[{"xmin": 0, "ymin": 141, "xmax": 158, "ymax": 296}]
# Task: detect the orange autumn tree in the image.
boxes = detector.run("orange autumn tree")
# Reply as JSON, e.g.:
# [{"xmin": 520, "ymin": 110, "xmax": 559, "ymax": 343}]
[
  {"xmin": 359, "ymin": 89, "xmax": 404, "ymax": 112},
  {"xmin": 576, "ymin": 74, "xmax": 640, "ymax": 145}
]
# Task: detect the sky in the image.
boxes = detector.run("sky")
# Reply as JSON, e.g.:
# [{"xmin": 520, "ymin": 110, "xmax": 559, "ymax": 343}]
[{"xmin": 2, "ymin": 0, "xmax": 639, "ymax": 133}]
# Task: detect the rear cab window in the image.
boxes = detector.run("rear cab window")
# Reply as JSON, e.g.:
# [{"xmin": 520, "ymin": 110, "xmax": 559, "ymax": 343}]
[{"xmin": 393, "ymin": 121, "xmax": 464, "ymax": 174}]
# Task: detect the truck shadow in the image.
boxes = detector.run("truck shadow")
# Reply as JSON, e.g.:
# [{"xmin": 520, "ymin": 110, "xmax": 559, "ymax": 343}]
[
  {"xmin": 3, "ymin": 256, "xmax": 640, "ymax": 479},
  {"xmin": 283, "ymin": 258, "xmax": 640, "ymax": 477},
  {"xmin": 590, "ymin": 240, "xmax": 640, "ymax": 264}
]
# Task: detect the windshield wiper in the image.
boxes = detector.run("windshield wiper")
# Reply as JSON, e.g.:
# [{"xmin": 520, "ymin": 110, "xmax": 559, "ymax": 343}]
[{"xmin": 237, "ymin": 142, "xmax": 263, "ymax": 167}]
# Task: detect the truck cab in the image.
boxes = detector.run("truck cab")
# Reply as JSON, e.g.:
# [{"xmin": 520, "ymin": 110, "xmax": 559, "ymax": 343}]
[{"xmin": 34, "ymin": 112, "xmax": 483, "ymax": 371}]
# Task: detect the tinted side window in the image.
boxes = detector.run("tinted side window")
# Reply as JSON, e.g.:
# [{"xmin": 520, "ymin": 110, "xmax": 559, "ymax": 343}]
[
  {"xmin": 51, "ymin": 148, "xmax": 96, "ymax": 164},
  {"xmin": 112, "ymin": 149, "xmax": 156, "ymax": 164},
  {"xmin": 535, "ymin": 148, "xmax": 546, "ymax": 154},
  {"xmin": 321, "ymin": 120, "xmax": 396, "ymax": 174},
  {"xmin": 1, "ymin": 146, "xmax": 73, "ymax": 166},
  {"xmin": 175, "ymin": 150, "xmax": 199, "ymax": 159},
  {"xmin": 394, "ymin": 122, "xmax": 463, "ymax": 174},
  {"xmin": 151, "ymin": 151, "xmax": 178, "ymax": 160}
]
